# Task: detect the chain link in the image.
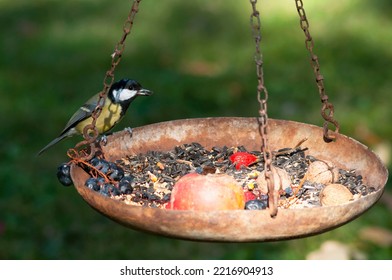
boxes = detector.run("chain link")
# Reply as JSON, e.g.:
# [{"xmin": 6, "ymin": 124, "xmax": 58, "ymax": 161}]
[
  {"xmin": 295, "ymin": 0, "xmax": 340, "ymax": 142},
  {"xmin": 249, "ymin": 0, "xmax": 278, "ymax": 217},
  {"xmin": 68, "ymin": 0, "xmax": 142, "ymax": 161}
]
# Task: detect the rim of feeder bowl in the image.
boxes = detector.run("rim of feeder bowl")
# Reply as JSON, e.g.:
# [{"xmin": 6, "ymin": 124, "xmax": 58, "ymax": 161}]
[{"xmin": 70, "ymin": 117, "xmax": 388, "ymax": 242}]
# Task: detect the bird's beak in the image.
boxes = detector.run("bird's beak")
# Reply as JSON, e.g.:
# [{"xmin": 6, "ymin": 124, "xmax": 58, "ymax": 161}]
[{"xmin": 138, "ymin": 88, "xmax": 153, "ymax": 96}]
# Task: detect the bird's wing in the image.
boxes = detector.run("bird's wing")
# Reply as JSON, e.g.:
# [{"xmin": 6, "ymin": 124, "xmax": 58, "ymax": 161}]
[{"xmin": 60, "ymin": 93, "xmax": 103, "ymax": 135}]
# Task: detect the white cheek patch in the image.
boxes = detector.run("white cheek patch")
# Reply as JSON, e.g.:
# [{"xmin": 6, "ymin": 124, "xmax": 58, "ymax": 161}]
[{"xmin": 115, "ymin": 89, "xmax": 138, "ymax": 102}]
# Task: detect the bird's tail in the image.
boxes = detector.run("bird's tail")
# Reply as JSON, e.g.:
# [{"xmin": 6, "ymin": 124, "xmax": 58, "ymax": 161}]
[{"xmin": 37, "ymin": 134, "xmax": 69, "ymax": 156}]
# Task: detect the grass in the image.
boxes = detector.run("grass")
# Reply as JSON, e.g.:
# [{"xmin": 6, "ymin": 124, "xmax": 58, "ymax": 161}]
[{"xmin": 0, "ymin": 0, "xmax": 391, "ymax": 259}]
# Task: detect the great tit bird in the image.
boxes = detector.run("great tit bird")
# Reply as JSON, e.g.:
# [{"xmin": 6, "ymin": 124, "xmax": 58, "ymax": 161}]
[{"xmin": 38, "ymin": 78, "xmax": 152, "ymax": 155}]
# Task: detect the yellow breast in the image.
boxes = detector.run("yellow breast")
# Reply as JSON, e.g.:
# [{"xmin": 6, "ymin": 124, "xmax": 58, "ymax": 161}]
[{"xmin": 75, "ymin": 99, "xmax": 123, "ymax": 134}]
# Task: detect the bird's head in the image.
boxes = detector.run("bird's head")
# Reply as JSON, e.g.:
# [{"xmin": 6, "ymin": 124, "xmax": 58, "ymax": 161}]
[{"xmin": 109, "ymin": 78, "xmax": 153, "ymax": 105}]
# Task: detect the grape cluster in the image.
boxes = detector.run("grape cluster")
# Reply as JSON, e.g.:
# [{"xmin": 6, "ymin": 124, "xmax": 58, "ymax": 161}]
[
  {"xmin": 83, "ymin": 157, "xmax": 134, "ymax": 197},
  {"xmin": 57, "ymin": 163, "xmax": 73, "ymax": 186},
  {"xmin": 56, "ymin": 157, "xmax": 134, "ymax": 198}
]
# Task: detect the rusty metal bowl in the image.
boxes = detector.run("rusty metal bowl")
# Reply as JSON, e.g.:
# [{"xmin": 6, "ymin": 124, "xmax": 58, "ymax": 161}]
[{"xmin": 70, "ymin": 117, "xmax": 388, "ymax": 242}]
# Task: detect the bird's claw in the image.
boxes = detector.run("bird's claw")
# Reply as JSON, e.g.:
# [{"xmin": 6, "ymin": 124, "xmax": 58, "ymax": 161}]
[
  {"xmin": 99, "ymin": 135, "xmax": 108, "ymax": 146},
  {"xmin": 124, "ymin": 127, "xmax": 133, "ymax": 138}
]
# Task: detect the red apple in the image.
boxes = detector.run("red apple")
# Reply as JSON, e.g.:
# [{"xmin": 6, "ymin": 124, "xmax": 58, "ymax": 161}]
[{"xmin": 168, "ymin": 173, "xmax": 245, "ymax": 211}]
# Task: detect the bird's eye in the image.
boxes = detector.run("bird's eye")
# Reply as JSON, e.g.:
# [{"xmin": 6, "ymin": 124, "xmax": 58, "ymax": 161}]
[{"xmin": 124, "ymin": 80, "xmax": 142, "ymax": 91}]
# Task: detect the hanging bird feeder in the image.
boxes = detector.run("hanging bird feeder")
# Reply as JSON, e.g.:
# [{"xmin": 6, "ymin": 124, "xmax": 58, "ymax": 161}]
[{"xmin": 66, "ymin": 0, "xmax": 387, "ymax": 242}]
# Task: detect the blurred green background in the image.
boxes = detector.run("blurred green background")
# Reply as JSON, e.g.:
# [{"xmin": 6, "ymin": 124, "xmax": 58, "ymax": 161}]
[{"xmin": 1, "ymin": 0, "xmax": 391, "ymax": 259}]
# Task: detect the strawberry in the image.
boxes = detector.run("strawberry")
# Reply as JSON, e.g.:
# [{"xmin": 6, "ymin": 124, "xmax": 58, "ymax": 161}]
[
  {"xmin": 229, "ymin": 152, "xmax": 258, "ymax": 170},
  {"xmin": 244, "ymin": 191, "xmax": 256, "ymax": 202}
]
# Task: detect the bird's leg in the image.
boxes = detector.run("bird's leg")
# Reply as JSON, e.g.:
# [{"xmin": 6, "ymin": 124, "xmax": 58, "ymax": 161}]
[{"xmin": 124, "ymin": 127, "xmax": 133, "ymax": 138}]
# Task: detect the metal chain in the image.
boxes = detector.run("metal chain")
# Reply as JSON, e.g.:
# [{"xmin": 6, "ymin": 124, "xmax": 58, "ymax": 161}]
[
  {"xmin": 295, "ymin": 0, "xmax": 340, "ymax": 142},
  {"xmin": 249, "ymin": 0, "xmax": 278, "ymax": 217},
  {"xmin": 68, "ymin": 0, "xmax": 142, "ymax": 161}
]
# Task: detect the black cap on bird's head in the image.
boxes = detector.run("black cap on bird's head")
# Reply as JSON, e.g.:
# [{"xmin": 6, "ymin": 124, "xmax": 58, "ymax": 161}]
[{"xmin": 109, "ymin": 78, "xmax": 153, "ymax": 104}]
